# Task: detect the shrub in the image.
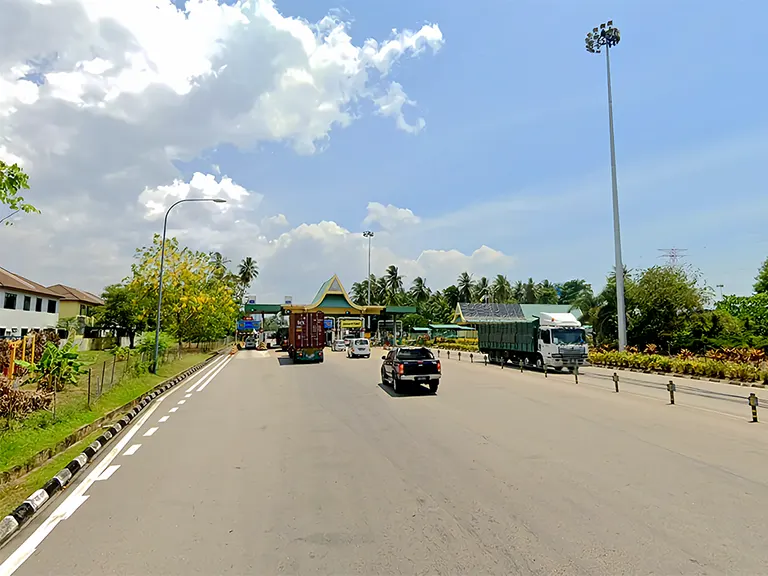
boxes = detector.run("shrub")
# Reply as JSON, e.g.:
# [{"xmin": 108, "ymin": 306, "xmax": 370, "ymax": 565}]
[
  {"xmin": 109, "ymin": 346, "xmax": 130, "ymax": 361},
  {"xmin": 135, "ymin": 331, "xmax": 174, "ymax": 359},
  {"xmin": 0, "ymin": 375, "xmax": 52, "ymax": 421},
  {"xmin": 589, "ymin": 349, "xmax": 768, "ymax": 384},
  {"xmin": 16, "ymin": 342, "xmax": 85, "ymax": 392}
]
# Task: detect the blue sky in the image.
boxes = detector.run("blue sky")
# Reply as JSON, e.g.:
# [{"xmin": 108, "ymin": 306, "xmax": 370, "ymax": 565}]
[
  {"xmin": 4, "ymin": 0, "xmax": 767, "ymax": 301},
  {"xmin": 173, "ymin": 0, "xmax": 768, "ymax": 296}
]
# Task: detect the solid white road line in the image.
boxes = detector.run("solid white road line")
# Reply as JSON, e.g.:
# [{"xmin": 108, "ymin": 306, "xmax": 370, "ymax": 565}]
[
  {"xmin": 123, "ymin": 444, "xmax": 141, "ymax": 456},
  {"xmin": 95, "ymin": 465, "xmax": 120, "ymax": 482},
  {"xmin": 196, "ymin": 355, "xmax": 234, "ymax": 392},
  {"xmin": 185, "ymin": 355, "xmax": 227, "ymax": 393},
  {"xmin": 143, "ymin": 427, "xmax": 158, "ymax": 437},
  {"xmin": 158, "ymin": 416, "xmax": 169, "ymax": 423},
  {"xmin": 169, "ymin": 407, "xmax": 179, "ymax": 413},
  {"xmin": 0, "ymin": 398, "xmax": 165, "ymax": 576}
]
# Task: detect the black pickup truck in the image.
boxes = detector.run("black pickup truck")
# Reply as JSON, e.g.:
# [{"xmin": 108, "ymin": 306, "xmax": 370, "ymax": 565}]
[{"xmin": 380, "ymin": 347, "xmax": 441, "ymax": 394}]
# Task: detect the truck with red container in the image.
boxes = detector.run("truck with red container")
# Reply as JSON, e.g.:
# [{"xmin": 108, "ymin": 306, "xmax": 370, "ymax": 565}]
[{"xmin": 288, "ymin": 311, "xmax": 326, "ymax": 363}]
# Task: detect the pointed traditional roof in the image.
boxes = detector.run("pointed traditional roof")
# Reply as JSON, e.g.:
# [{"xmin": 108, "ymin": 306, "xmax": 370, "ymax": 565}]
[{"xmin": 284, "ymin": 274, "xmax": 385, "ymax": 315}]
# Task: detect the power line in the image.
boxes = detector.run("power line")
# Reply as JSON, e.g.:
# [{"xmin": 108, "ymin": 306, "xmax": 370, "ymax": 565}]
[{"xmin": 658, "ymin": 248, "xmax": 688, "ymax": 266}]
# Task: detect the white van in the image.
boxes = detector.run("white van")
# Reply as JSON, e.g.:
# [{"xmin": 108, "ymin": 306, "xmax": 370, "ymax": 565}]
[{"xmin": 347, "ymin": 338, "xmax": 370, "ymax": 358}]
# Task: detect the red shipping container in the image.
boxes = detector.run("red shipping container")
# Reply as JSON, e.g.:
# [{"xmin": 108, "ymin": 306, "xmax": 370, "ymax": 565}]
[{"xmin": 289, "ymin": 312, "xmax": 326, "ymax": 350}]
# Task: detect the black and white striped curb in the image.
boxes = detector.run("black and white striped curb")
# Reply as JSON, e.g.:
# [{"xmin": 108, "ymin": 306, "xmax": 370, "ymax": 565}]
[{"xmin": 0, "ymin": 351, "xmax": 225, "ymax": 548}]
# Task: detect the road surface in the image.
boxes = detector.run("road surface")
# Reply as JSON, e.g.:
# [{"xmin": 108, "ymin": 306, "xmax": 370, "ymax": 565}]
[{"xmin": 1, "ymin": 349, "xmax": 767, "ymax": 575}]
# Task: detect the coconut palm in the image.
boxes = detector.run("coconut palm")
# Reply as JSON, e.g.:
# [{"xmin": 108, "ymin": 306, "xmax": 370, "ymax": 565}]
[
  {"xmin": 385, "ymin": 265, "xmax": 404, "ymax": 297},
  {"xmin": 238, "ymin": 257, "xmax": 258, "ymax": 287},
  {"xmin": 512, "ymin": 281, "xmax": 525, "ymax": 302},
  {"xmin": 457, "ymin": 272, "xmax": 474, "ymax": 302},
  {"xmin": 491, "ymin": 274, "xmax": 513, "ymax": 303},
  {"xmin": 409, "ymin": 276, "xmax": 431, "ymax": 304},
  {"xmin": 473, "ymin": 276, "xmax": 490, "ymax": 303},
  {"xmin": 209, "ymin": 251, "xmax": 230, "ymax": 279}
]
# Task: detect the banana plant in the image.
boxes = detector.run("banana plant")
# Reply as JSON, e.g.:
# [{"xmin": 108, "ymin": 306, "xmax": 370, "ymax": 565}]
[{"xmin": 16, "ymin": 342, "xmax": 84, "ymax": 393}]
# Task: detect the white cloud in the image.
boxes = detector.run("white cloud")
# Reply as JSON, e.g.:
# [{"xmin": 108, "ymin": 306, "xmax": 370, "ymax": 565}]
[
  {"xmin": 363, "ymin": 201, "xmax": 421, "ymax": 230},
  {"xmin": 0, "ymin": 0, "xmax": 444, "ymax": 293},
  {"xmin": 374, "ymin": 82, "xmax": 425, "ymax": 134},
  {"xmin": 139, "ymin": 172, "xmax": 254, "ymax": 219}
]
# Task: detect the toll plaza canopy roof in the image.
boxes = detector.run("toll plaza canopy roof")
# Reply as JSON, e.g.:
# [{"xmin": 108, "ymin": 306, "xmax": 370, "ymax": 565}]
[
  {"xmin": 282, "ymin": 275, "xmax": 386, "ymax": 316},
  {"xmin": 452, "ymin": 303, "xmax": 582, "ymax": 324}
]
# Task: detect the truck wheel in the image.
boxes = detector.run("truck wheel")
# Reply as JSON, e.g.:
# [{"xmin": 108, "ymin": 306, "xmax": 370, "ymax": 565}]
[
  {"xmin": 429, "ymin": 382, "xmax": 439, "ymax": 394},
  {"xmin": 535, "ymin": 355, "xmax": 544, "ymax": 370},
  {"xmin": 393, "ymin": 377, "xmax": 403, "ymax": 394},
  {"xmin": 381, "ymin": 368, "xmax": 388, "ymax": 384}
]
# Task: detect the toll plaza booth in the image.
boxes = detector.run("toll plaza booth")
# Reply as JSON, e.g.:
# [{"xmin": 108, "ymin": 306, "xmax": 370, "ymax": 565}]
[{"xmin": 244, "ymin": 274, "xmax": 416, "ymax": 349}]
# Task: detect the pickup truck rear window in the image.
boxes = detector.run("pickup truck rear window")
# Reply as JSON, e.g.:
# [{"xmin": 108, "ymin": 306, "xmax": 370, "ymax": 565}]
[{"xmin": 396, "ymin": 348, "xmax": 434, "ymax": 360}]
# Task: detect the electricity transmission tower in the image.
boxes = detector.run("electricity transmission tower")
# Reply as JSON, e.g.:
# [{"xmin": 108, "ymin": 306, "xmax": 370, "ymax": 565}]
[{"xmin": 658, "ymin": 248, "xmax": 688, "ymax": 266}]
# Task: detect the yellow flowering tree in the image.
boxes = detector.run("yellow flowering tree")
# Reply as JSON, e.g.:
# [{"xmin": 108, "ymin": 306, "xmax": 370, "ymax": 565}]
[{"xmin": 128, "ymin": 235, "xmax": 239, "ymax": 346}]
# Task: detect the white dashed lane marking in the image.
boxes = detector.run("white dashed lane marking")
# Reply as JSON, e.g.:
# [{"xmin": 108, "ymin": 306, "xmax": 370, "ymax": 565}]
[
  {"xmin": 143, "ymin": 427, "xmax": 158, "ymax": 437},
  {"xmin": 169, "ymin": 407, "xmax": 179, "ymax": 413},
  {"xmin": 177, "ymin": 400, "xmax": 186, "ymax": 405},
  {"xmin": 185, "ymin": 394, "xmax": 192, "ymax": 398},
  {"xmin": 158, "ymin": 416, "xmax": 169, "ymax": 423},
  {"xmin": 123, "ymin": 444, "xmax": 141, "ymax": 456},
  {"xmin": 95, "ymin": 465, "xmax": 120, "ymax": 482}
]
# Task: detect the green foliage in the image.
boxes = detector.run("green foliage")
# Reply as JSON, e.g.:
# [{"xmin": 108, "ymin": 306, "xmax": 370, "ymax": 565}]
[
  {"xmin": 95, "ymin": 283, "xmax": 148, "ymax": 347},
  {"xmin": 718, "ymin": 293, "xmax": 768, "ymax": 337},
  {"xmin": 589, "ymin": 349, "xmax": 768, "ymax": 384},
  {"xmin": 109, "ymin": 346, "xmax": 130, "ymax": 361},
  {"xmin": 135, "ymin": 331, "xmax": 174, "ymax": 359},
  {"xmin": 402, "ymin": 313, "xmax": 429, "ymax": 333},
  {"xmin": 0, "ymin": 160, "xmax": 39, "ymax": 225},
  {"xmin": 557, "ymin": 279, "xmax": 590, "ymax": 305},
  {"xmin": 754, "ymin": 257, "xmax": 768, "ymax": 294},
  {"xmin": 128, "ymin": 235, "xmax": 239, "ymax": 344},
  {"xmin": 16, "ymin": 342, "xmax": 85, "ymax": 392}
]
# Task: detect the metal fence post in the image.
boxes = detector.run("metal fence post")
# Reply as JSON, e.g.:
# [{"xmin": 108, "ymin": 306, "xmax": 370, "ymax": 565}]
[
  {"xmin": 100, "ymin": 361, "xmax": 106, "ymax": 397},
  {"xmin": 613, "ymin": 372, "xmax": 619, "ymax": 392},
  {"xmin": 749, "ymin": 393, "xmax": 758, "ymax": 422},
  {"xmin": 110, "ymin": 355, "xmax": 116, "ymax": 388},
  {"xmin": 87, "ymin": 368, "xmax": 92, "ymax": 407}
]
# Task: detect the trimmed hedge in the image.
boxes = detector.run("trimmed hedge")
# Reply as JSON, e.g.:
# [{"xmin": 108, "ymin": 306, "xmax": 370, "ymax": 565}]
[{"xmin": 589, "ymin": 350, "xmax": 768, "ymax": 384}]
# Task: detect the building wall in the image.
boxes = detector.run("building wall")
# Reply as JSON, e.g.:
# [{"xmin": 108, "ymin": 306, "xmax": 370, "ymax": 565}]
[
  {"xmin": 0, "ymin": 289, "xmax": 60, "ymax": 336},
  {"xmin": 59, "ymin": 301, "xmax": 80, "ymax": 318}
]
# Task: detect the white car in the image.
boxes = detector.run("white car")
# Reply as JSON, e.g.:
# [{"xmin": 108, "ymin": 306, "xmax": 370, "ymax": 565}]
[
  {"xmin": 347, "ymin": 338, "xmax": 371, "ymax": 358},
  {"xmin": 333, "ymin": 339, "xmax": 346, "ymax": 352}
]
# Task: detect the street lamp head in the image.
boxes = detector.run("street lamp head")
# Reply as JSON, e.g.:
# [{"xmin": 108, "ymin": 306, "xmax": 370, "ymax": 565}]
[
  {"xmin": 363, "ymin": 230, "xmax": 374, "ymax": 238},
  {"xmin": 585, "ymin": 21, "xmax": 620, "ymax": 53},
  {"xmin": 212, "ymin": 198, "xmax": 227, "ymax": 203}
]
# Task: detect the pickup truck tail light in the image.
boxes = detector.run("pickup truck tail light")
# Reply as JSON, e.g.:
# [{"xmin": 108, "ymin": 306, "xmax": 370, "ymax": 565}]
[
  {"xmin": 397, "ymin": 363, "xmax": 404, "ymax": 375},
  {"xmin": 436, "ymin": 360, "xmax": 441, "ymax": 373}
]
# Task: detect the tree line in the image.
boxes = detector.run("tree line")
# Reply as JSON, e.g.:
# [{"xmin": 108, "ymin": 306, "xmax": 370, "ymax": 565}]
[
  {"xmin": 351, "ymin": 259, "xmax": 768, "ymax": 354},
  {"xmin": 96, "ymin": 235, "xmax": 259, "ymax": 347}
]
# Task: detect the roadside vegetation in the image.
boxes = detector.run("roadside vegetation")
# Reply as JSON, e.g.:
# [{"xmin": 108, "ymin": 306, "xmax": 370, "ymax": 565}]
[
  {"xmin": 356, "ymin": 258, "xmax": 768, "ymax": 384},
  {"xmin": 0, "ymin": 235, "xmax": 254, "ymax": 485}
]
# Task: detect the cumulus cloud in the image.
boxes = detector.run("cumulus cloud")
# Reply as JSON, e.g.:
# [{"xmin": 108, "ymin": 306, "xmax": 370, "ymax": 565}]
[
  {"xmin": 0, "ymin": 0, "xmax": 444, "ymax": 292},
  {"xmin": 363, "ymin": 202, "xmax": 421, "ymax": 230}
]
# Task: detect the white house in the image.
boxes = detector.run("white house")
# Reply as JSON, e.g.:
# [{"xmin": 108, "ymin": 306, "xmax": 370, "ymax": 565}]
[{"xmin": 0, "ymin": 267, "xmax": 61, "ymax": 337}]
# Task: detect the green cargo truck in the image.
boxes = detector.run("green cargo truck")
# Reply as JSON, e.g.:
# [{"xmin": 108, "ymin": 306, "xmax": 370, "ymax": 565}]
[{"xmin": 478, "ymin": 311, "xmax": 588, "ymax": 371}]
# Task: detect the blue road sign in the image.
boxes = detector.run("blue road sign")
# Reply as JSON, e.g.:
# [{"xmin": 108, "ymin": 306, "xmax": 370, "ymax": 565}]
[
  {"xmin": 323, "ymin": 318, "xmax": 334, "ymax": 329},
  {"xmin": 238, "ymin": 320, "xmax": 260, "ymax": 331}
]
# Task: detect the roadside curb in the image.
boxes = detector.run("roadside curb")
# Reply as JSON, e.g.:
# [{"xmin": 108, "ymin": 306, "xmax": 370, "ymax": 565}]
[{"xmin": 0, "ymin": 350, "xmax": 225, "ymax": 549}]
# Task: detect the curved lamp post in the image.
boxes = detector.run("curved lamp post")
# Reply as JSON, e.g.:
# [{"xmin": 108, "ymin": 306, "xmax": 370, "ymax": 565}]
[
  {"xmin": 152, "ymin": 198, "xmax": 227, "ymax": 373},
  {"xmin": 586, "ymin": 21, "xmax": 627, "ymax": 351}
]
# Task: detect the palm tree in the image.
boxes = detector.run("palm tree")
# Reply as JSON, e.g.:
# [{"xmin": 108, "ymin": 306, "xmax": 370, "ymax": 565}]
[
  {"xmin": 457, "ymin": 272, "xmax": 474, "ymax": 302},
  {"xmin": 385, "ymin": 265, "xmax": 404, "ymax": 298},
  {"xmin": 209, "ymin": 251, "xmax": 230, "ymax": 279},
  {"xmin": 473, "ymin": 277, "xmax": 490, "ymax": 303},
  {"xmin": 375, "ymin": 276, "xmax": 388, "ymax": 305},
  {"xmin": 491, "ymin": 274, "xmax": 513, "ymax": 303},
  {"xmin": 351, "ymin": 281, "xmax": 367, "ymax": 305},
  {"xmin": 443, "ymin": 285, "xmax": 460, "ymax": 310},
  {"xmin": 238, "ymin": 257, "xmax": 258, "ymax": 287},
  {"xmin": 512, "ymin": 281, "xmax": 525, "ymax": 302},
  {"xmin": 523, "ymin": 278, "xmax": 537, "ymax": 304},
  {"xmin": 409, "ymin": 277, "xmax": 431, "ymax": 304},
  {"xmin": 536, "ymin": 279, "xmax": 559, "ymax": 304}
]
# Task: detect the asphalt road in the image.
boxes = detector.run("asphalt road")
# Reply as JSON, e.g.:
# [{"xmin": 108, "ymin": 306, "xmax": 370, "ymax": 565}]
[{"xmin": 2, "ymin": 348, "xmax": 768, "ymax": 575}]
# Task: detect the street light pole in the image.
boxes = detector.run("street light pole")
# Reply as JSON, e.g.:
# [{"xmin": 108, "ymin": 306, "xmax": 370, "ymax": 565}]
[
  {"xmin": 586, "ymin": 21, "xmax": 627, "ymax": 351},
  {"xmin": 152, "ymin": 197, "xmax": 227, "ymax": 373},
  {"xmin": 363, "ymin": 230, "xmax": 374, "ymax": 331}
]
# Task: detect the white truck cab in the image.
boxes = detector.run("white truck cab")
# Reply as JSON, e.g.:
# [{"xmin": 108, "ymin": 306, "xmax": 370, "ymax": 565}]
[{"xmin": 536, "ymin": 312, "xmax": 588, "ymax": 371}]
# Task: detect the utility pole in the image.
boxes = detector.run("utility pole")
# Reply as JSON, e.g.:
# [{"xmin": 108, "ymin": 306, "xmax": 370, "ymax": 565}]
[{"xmin": 363, "ymin": 230, "xmax": 374, "ymax": 331}]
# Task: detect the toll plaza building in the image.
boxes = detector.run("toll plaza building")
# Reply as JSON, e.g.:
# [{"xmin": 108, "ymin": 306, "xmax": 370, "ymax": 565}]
[{"xmin": 246, "ymin": 275, "xmax": 415, "ymax": 344}]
